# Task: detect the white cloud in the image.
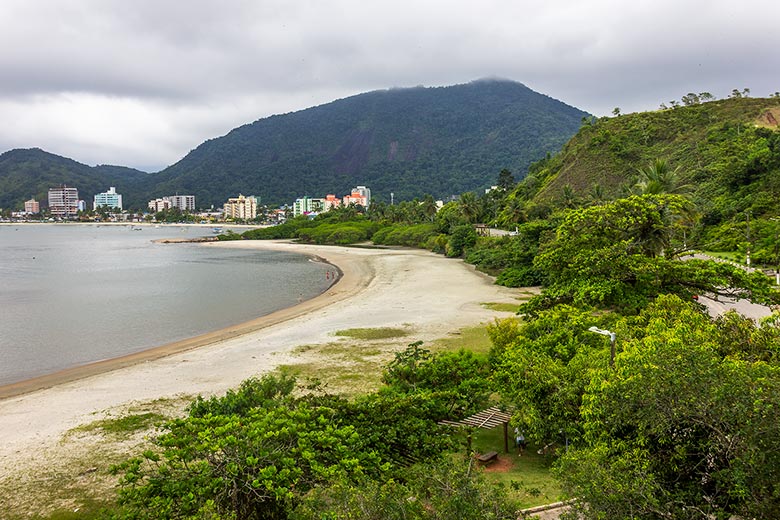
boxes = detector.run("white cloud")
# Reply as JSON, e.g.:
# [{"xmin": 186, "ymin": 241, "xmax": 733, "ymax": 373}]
[{"xmin": 1, "ymin": 0, "xmax": 779, "ymax": 170}]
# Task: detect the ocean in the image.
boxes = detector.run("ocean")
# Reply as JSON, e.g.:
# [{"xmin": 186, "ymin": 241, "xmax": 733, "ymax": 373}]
[{"xmin": 0, "ymin": 224, "xmax": 332, "ymax": 386}]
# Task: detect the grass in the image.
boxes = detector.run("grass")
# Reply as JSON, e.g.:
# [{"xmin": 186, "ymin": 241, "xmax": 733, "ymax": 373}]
[
  {"xmin": 333, "ymin": 327, "xmax": 410, "ymax": 340},
  {"xmin": 470, "ymin": 426, "xmax": 562, "ymax": 508},
  {"xmin": 75, "ymin": 412, "xmax": 166, "ymax": 436},
  {"xmin": 700, "ymin": 250, "xmax": 744, "ymax": 263},
  {"xmin": 431, "ymin": 322, "xmax": 514, "ymax": 355},
  {"xmin": 481, "ymin": 302, "xmax": 521, "ymax": 313},
  {"xmin": 284, "ymin": 339, "xmax": 399, "ymax": 394},
  {"xmin": 1, "ymin": 397, "xmax": 192, "ymax": 520}
]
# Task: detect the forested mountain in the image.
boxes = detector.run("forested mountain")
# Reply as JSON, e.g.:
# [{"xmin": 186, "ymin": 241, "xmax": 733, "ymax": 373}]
[
  {"xmin": 0, "ymin": 79, "xmax": 589, "ymax": 210},
  {"xmin": 148, "ymin": 79, "xmax": 589, "ymax": 206},
  {"xmin": 0, "ymin": 148, "xmax": 149, "ymax": 210}
]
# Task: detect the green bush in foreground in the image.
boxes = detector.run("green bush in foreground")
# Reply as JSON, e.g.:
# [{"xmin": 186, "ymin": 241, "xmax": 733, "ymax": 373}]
[{"xmin": 108, "ymin": 347, "xmax": 510, "ymax": 520}]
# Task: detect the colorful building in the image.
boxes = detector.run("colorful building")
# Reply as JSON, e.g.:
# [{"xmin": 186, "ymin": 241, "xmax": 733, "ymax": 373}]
[
  {"xmin": 24, "ymin": 198, "xmax": 40, "ymax": 214},
  {"xmin": 343, "ymin": 185, "xmax": 371, "ymax": 207}
]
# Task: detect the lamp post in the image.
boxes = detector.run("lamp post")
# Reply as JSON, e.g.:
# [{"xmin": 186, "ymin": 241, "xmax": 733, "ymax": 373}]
[
  {"xmin": 588, "ymin": 326, "xmax": 617, "ymax": 368},
  {"xmin": 771, "ymin": 217, "xmax": 780, "ymax": 286}
]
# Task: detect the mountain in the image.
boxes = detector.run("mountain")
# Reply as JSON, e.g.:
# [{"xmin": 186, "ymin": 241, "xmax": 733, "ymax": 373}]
[
  {"xmin": 0, "ymin": 148, "xmax": 149, "ymax": 210},
  {"xmin": 0, "ymin": 79, "xmax": 589, "ymax": 210},
  {"xmin": 519, "ymin": 96, "xmax": 780, "ymax": 223},
  {"xmin": 149, "ymin": 79, "xmax": 590, "ymax": 206}
]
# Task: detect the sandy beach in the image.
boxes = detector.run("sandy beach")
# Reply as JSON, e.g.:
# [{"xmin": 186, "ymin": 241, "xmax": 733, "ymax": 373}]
[{"xmin": 0, "ymin": 239, "xmax": 525, "ymax": 507}]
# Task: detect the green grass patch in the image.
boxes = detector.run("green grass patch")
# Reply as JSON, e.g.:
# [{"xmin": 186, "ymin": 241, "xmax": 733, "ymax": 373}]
[
  {"xmin": 431, "ymin": 324, "xmax": 495, "ymax": 355},
  {"xmin": 333, "ymin": 327, "xmax": 409, "ymax": 340},
  {"xmin": 279, "ymin": 362, "xmax": 386, "ymax": 395},
  {"xmin": 469, "ymin": 426, "xmax": 562, "ymax": 508},
  {"xmin": 481, "ymin": 302, "xmax": 521, "ymax": 312},
  {"xmin": 76, "ymin": 412, "xmax": 166, "ymax": 436},
  {"xmin": 24, "ymin": 498, "xmax": 111, "ymax": 520},
  {"xmin": 700, "ymin": 250, "xmax": 744, "ymax": 263}
]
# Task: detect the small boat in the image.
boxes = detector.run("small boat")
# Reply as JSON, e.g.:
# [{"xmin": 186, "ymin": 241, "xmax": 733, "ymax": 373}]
[{"xmin": 212, "ymin": 227, "xmax": 223, "ymax": 234}]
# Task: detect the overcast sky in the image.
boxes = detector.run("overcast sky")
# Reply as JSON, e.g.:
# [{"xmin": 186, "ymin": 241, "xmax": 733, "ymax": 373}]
[{"xmin": 2, "ymin": 0, "xmax": 778, "ymax": 172}]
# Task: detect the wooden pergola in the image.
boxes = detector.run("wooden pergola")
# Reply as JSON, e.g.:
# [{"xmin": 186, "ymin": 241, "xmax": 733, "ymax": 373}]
[{"xmin": 440, "ymin": 406, "xmax": 513, "ymax": 453}]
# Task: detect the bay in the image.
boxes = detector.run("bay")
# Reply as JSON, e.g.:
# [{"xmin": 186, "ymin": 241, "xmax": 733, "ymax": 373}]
[{"xmin": 0, "ymin": 224, "xmax": 332, "ymax": 386}]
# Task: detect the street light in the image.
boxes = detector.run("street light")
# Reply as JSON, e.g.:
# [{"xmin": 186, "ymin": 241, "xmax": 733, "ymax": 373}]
[
  {"xmin": 770, "ymin": 217, "xmax": 780, "ymax": 286},
  {"xmin": 588, "ymin": 326, "xmax": 617, "ymax": 368}
]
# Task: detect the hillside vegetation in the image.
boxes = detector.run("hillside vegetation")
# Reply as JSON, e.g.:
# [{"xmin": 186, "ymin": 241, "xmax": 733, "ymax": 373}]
[
  {"xmin": 0, "ymin": 148, "xmax": 149, "ymax": 211},
  {"xmin": 520, "ymin": 97, "xmax": 780, "ymax": 225},
  {"xmin": 148, "ymin": 79, "xmax": 588, "ymax": 207}
]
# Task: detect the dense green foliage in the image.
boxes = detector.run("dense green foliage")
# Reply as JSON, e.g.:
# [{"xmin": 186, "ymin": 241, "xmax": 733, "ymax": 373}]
[
  {"xmin": 512, "ymin": 97, "xmax": 780, "ymax": 256},
  {"xmin": 528, "ymin": 194, "xmax": 778, "ymax": 312},
  {"xmin": 556, "ymin": 298, "xmax": 780, "ymax": 519},
  {"xmin": 109, "ymin": 347, "xmax": 516, "ymax": 519},
  {"xmin": 489, "ymin": 295, "xmax": 780, "ymax": 519}
]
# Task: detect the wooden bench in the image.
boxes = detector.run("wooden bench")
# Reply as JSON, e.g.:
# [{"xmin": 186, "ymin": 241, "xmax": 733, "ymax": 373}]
[{"xmin": 476, "ymin": 451, "xmax": 498, "ymax": 464}]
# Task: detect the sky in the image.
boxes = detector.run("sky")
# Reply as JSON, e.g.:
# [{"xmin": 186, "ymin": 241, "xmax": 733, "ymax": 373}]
[{"xmin": 2, "ymin": 0, "xmax": 779, "ymax": 172}]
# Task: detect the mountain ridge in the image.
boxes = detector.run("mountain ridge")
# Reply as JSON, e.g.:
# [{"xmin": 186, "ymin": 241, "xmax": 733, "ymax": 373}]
[{"xmin": 0, "ymin": 79, "xmax": 589, "ymax": 210}]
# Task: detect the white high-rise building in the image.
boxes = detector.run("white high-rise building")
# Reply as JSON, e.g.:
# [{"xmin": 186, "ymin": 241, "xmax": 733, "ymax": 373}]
[
  {"xmin": 148, "ymin": 195, "xmax": 195, "ymax": 213},
  {"xmin": 168, "ymin": 195, "xmax": 195, "ymax": 212},
  {"xmin": 93, "ymin": 187, "xmax": 123, "ymax": 210}
]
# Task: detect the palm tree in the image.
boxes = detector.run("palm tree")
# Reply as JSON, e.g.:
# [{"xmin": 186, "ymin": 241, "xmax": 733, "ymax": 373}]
[
  {"xmin": 458, "ymin": 192, "xmax": 480, "ymax": 224},
  {"xmin": 635, "ymin": 159, "xmax": 692, "ymax": 196},
  {"xmin": 587, "ymin": 182, "xmax": 607, "ymax": 206},
  {"xmin": 560, "ymin": 184, "xmax": 578, "ymax": 209}
]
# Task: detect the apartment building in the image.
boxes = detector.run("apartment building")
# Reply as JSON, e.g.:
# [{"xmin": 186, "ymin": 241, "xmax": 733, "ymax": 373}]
[
  {"xmin": 48, "ymin": 185, "xmax": 79, "ymax": 218},
  {"xmin": 223, "ymin": 194, "xmax": 257, "ymax": 220},
  {"xmin": 93, "ymin": 187, "xmax": 123, "ymax": 210},
  {"xmin": 148, "ymin": 195, "xmax": 196, "ymax": 213},
  {"xmin": 24, "ymin": 198, "xmax": 40, "ymax": 214}
]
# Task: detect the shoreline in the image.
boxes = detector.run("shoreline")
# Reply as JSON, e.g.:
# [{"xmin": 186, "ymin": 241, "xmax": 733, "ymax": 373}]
[
  {"xmin": 0, "ymin": 240, "xmax": 354, "ymax": 400},
  {"xmin": 0, "ymin": 239, "xmax": 524, "ymax": 492}
]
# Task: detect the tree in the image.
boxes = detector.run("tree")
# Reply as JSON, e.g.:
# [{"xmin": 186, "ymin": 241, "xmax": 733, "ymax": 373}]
[
  {"xmin": 612, "ymin": 107, "xmax": 621, "ymax": 117},
  {"xmin": 457, "ymin": 191, "xmax": 481, "ymax": 224},
  {"xmin": 446, "ymin": 224, "xmax": 478, "ymax": 257},
  {"xmin": 528, "ymin": 195, "xmax": 779, "ymax": 312},
  {"xmin": 556, "ymin": 296, "xmax": 780, "ymax": 519},
  {"xmin": 681, "ymin": 92, "xmax": 700, "ymax": 106},
  {"xmin": 111, "ymin": 374, "xmax": 384, "ymax": 520},
  {"xmin": 293, "ymin": 459, "xmax": 519, "ymax": 520},
  {"xmin": 490, "ymin": 308, "xmax": 611, "ymax": 446},
  {"xmin": 497, "ymin": 168, "xmax": 516, "ymax": 191},
  {"xmin": 634, "ymin": 159, "xmax": 692, "ymax": 196}
]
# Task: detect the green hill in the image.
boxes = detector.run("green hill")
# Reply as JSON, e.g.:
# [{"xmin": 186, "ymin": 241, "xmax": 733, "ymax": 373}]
[
  {"xmin": 148, "ymin": 79, "xmax": 589, "ymax": 206},
  {"xmin": 0, "ymin": 148, "xmax": 149, "ymax": 211},
  {"xmin": 521, "ymin": 97, "xmax": 780, "ymax": 224}
]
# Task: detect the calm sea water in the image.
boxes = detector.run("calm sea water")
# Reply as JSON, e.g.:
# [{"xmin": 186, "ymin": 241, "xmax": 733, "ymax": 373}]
[{"xmin": 0, "ymin": 224, "xmax": 332, "ymax": 386}]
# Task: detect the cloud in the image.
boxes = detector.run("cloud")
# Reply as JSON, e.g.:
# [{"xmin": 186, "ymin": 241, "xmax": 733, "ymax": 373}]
[{"xmin": 1, "ymin": 0, "xmax": 779, "ymax": 170}]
